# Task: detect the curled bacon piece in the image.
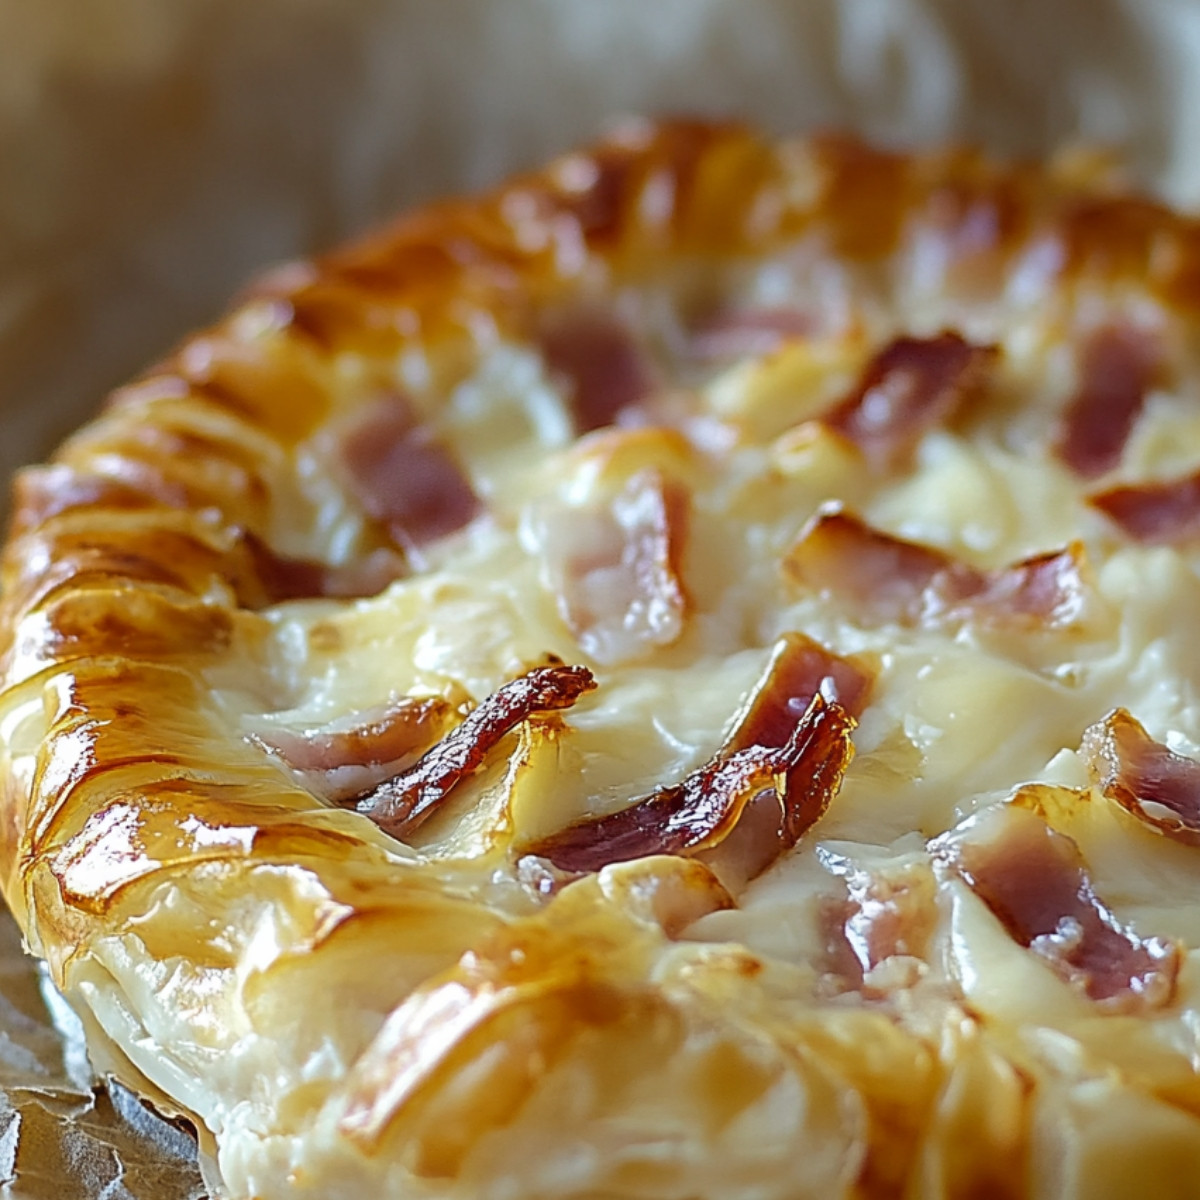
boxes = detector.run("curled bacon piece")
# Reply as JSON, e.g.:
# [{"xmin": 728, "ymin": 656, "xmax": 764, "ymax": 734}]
[
  {"xmin": 934, "ymin": 806, "xmax": 1179, "ymax": 1012},
  {"xmin": 824, "ymin": 331, "xmax": 997, "ymax": 466},
  {"xmin": 535, "ymin": 469, "xmax": 690, "ymax": 667},
  {"xmin": 250, "ymin": 696, "xmax": 461, "ymax": 802},
  {"xmin": 340, "ymin": 395, "xmax": 481, "ymax": 551},
  {"xmin": 525, "ymin": 694, "xmax": 855, "ymax": 876},
  {"xmin": 356, "ymin": 665, "xmax": 596, "ymax": 839},
  {"xmin": 1082, "ymin": 708, "xmax": 1200, "ymax": 846},
  {"xmin": 539, "ymin": 307, "xmax": 656, "ymax": 433},
  {"xmin": 783, "ymin": 507, "xmax": 1091, "ymax": 631},
  {"xmin": 724, "ymin": 632, "xmax": 875, "ymax": 752},
  {"xmin": 1090, "ymin": 470, "xmax": 1200, "ymax": 544},
  {"xmin": 1055, "ymin": 323, "xmax": 1160, "ymax": 479}
]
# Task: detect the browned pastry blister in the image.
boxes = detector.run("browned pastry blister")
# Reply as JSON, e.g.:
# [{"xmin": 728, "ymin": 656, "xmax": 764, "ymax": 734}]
[{"xmin": 7, "ymin": 120, "xmax": 1200, "ymax": 1198}]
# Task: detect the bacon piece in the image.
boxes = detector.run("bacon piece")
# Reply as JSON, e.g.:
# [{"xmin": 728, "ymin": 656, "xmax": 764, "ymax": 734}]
[
  {"xmin": 535, "ymin": 469, "xmax": 689, "ymax": 666},
  {"xmin": 783, "ymin": 508, "xmax": 952, "ymax": 624},
  {"xmin": 244, "ymin": 533, "xmax": 406, "ymax": 602},
  {"xmin": 818, "ymin": 854, "xmax": 938, "ymax": 994},
  {"xmin": 1055, "ymin": 323, "xmax": 1160, "ymax": 478},
  {"xmin": 525, "ymin": 694, "xmax": 855, "ymax": 876},
  {"xmin": 1090, "ymin": 470, "xmax": 1200, "ymax": 544},
  {"xmin": 951, "ymin": 544, "xmax": 1091, "ymax": 628},
  {"xmin": 250, "ymin": 696, "xmax": 461, "ymax": 802},
  {"xmin": 783, "ymin": 507, "xmax": 1091, "ymax": 630},
  {"xmin": 340, "ymin": 396, "xmax": 480, "ymax": 550},
  {"xmin": 823, "ymin": 332, "xmax": 996, "ymax": 465},
  {"xmin": 724, "ymin": 632, "xmax": 875, "ymax": 752},
  {"xmin": 539, "ymin": 308, "xmax": 656, "ymax": 433},
  {"xmin": 355, "ymin": 665, "xmax": 596, "ymax": 839},
  {"xmin": 688, "ymin": 307, "xmax": 812, "ymax": 361},
  {"xmin": 934, "ymin": 806, "xmax": 1179, "ymax": 1012},
  {"xmin": 1082, "ymin": 708, "xmax": 1200, "ymax": 846}
]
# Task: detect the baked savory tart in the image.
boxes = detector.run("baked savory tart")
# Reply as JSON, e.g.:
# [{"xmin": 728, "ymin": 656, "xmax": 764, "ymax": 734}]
[{"xmin": 6, "ymin": 119, "xmax": 1200, "ymax": 1199}]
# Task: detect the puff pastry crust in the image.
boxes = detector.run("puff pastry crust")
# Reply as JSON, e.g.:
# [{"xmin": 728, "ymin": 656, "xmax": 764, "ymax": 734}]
[{"xmin": 7, "ymin": 120, "xmax": 1200, "ymax": 1198}]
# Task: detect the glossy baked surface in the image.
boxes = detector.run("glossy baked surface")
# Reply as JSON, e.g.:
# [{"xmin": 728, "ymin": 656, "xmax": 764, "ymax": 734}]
[{"xmin": 6, "ymin": 121, "xmax": 1200, "ymax": 1198}]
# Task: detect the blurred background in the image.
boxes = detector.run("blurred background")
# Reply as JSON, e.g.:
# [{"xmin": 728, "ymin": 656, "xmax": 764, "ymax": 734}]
[{"xmin": 1, "ymin": 0, "xmax": 1196, "ymax": 495}]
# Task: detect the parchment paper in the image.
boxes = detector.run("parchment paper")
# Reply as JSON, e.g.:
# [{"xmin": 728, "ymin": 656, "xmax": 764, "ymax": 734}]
[
  {"xmin": 0, "ymin": 0, "xmax": 1197, "ymax": 1193},
  {"xmin": 0, "ymin": 915, "xmax": 204, "ymax": 1199}
]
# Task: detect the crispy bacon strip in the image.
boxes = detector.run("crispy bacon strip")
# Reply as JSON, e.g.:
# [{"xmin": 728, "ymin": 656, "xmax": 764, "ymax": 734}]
[
  {"xmin": 725, "ymin": 632, "xmax": 875, "ymax": 752},
  {"xmin": 1055, "ymin": 323, "xmax": 1160, "ymax": 478},
  {"xmin": 250, "ymin": 696, "xmax": 461, "ymax": 802},
  {"xmin": 340, "ymin": 396, "xmax": 480, "ymax": 550},
  {"xmin": 1082, "ymin": 708, "xmax": 1200, "ymax": 846},
  {"xmin": 934, "ymin": 806, "xmax": 1179, "ymax": 1012},
  {"xmin": 824, "ymin": 331, "xmax": 997, "ymax": 465},
  {"xmin": 536, "ymin": 469, "xmax": 690, "ymax": 666},
  {"xmin": 525, "ymin": 694, "xmax": 855, "ymax": 875},
  {"xmin": 783, "ymin": 507, "xmax": 1090, "ymax": 630},
  {"xmin": 539, "ymin": 307, "xmax": 656, "ymax": 433},
  {"xmin": 1090, "ymin": 471, "xmax": 1200, "ymax": 544},
  {"xmin": 355, "ymin": 665, "xmax": 596, "ymax": 838}
]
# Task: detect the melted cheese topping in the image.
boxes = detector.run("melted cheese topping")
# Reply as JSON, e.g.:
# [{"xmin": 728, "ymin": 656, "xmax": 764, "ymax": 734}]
[{"xmin": 186, "ymin": 306, "xmax": 1200, "ymax": 1196}]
